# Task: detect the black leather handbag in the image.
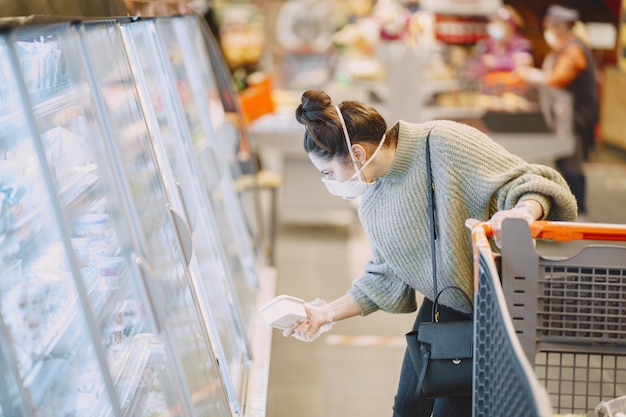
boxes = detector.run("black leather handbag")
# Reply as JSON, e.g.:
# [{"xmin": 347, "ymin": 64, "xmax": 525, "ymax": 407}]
[{"xmin": 405, "ymin": 131, "xmax": 474, "ymax": 399}]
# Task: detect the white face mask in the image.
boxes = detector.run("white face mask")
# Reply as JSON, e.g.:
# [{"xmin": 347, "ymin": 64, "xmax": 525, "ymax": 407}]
[
  {"xmin": 487, "ymin": 23, "xmax": 505, "ymax": 41},
  {"xmin": 544, "ymin": 29, "xmax": 558, "ymax": 49},
  {"xmin": 321, "ymin": 106, "xmax": 386, "ymax": 200}
]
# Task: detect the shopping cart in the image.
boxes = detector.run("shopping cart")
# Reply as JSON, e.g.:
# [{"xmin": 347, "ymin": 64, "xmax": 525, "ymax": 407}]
[
  {"xmin": 472, "ymin": 219, "xmax": 626, "ymax": 417},
  {"xmin": 501, "ymin": 219, "xmax": 626, "ymax": 415},
  {"xmin": 471, "ymin": 221, "xmax": 553, "ymax": 417}
]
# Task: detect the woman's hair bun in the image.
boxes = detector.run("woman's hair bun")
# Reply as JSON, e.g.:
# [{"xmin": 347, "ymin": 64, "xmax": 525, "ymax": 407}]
[{"xmin": 296, "ymin": 90, "xmax": 332, "ymax": 125}]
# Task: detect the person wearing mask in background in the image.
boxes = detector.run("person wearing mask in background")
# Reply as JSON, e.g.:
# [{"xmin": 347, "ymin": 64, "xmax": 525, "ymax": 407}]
[
  {"xmin": 518, "ymin": 5, "xmax": 598, "ymax": 220},
  {"xmin": 284, "ymin": 89, "xmax": 577, "ymax": 417},
  {"xmin": 471, "ymin": 5, "xmax": 533, "ymax": 77}
]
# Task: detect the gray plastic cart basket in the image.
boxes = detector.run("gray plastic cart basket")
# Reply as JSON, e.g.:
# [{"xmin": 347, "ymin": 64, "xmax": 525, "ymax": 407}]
[
  {"xmin": 500, "ymin": 219, "xmax": 626, "ymax": 416},
  {"xmin": 471, "ymin": 222, "xmax": 553, "ymax": 417}
]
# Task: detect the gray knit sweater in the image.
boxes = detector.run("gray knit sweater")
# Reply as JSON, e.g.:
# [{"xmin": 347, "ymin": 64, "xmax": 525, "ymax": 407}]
[{"xmin": 348, "ymin": 120, "xmax": 578, "ymax": 315}]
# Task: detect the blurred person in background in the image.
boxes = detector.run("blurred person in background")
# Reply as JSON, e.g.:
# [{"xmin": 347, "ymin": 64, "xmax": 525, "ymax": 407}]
[
  {"xmin": 518, "ymin": 5, "xmax": 598, "ymax": 219},
  {"xmin": 283, "ymin": 89, "xmax": 577, "ymax": 417},
  {"xmin": 471, "ymin": 5, "xmax": 533, "ymax": 77}
]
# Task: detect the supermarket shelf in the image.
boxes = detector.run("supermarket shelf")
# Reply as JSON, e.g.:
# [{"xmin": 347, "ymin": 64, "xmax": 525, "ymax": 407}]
[
  {"xmin": 0, "ymin": 82, "xmax": 78, "ymax": 129},
  {"xmin": 419, "ymin": 105, "xmax": 485, "ymax": 122},
  {"xmin": 420, "ymin": 78, "xmax": 461, "ymax": 99}
]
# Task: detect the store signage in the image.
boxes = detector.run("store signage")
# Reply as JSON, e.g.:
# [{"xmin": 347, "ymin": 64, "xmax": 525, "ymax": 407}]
[{"xmin": 434, "ymin": 14, "xmax": 489, "ymax": 44}]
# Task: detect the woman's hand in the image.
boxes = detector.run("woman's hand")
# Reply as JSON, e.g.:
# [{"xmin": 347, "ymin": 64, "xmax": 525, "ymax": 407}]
[
  {"xmin": 486, "ymin": 200, "xmax": 543, "ymax": 248},
  {"xmin": 283, "ymin": 298, "xmax": 334, "ymax": 342}
]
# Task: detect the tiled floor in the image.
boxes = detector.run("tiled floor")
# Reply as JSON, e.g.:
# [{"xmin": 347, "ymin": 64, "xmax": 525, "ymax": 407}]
[{"xmin": 264, "ymin": 144, "xmax": 626, "ymax": 417}]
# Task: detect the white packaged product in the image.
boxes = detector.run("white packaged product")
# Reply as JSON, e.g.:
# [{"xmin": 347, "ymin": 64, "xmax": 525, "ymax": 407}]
[
  {"xmin": 41, "ymin": 126, "xmax": 93, "ymax": 180},
  {"xmin": 259, "ymin": 295, "xmax": 306, "ymax": 329}
]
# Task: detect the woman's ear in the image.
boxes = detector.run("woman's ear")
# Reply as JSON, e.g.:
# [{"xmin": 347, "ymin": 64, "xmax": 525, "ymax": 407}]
[{"xmin": 352, "ymin": 144, "xmax": 367, "ymax": 165}]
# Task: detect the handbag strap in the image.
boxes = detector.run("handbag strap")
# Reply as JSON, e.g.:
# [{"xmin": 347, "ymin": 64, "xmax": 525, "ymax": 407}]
[
  {"xmin": 433, "ymin": 286, "xmax": 474, "ymax": 319},
  {"xmin": 416, "ymin": 349, "xmax": 430, "ymax": 397},
  {"xmin": 426, "ymin": 132, "xmax": 473, "ymax": 322},
  {"xmin": 425, "ymin": 131, "xmax": 439, "ymax": 321}
]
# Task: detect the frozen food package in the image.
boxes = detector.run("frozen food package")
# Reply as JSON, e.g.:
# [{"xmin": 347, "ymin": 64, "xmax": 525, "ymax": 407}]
[
  {"xmin": 259, "ymin": 295, "xmax": 306, "ymax": 329},
  {"xmin": 34, "ymin": 42, "xmax": 53, "ymax": 91},
  {"xmin": 94, "ymin": 256, "xmax": 124, "ymax": 291},
  {"xmin": 73, "ymin": 213, "xmax": 108, "ymax": 238},
  {"xmin": 15, "ymin": 41, "xmax": 54, "ymax": 93},
  {"xmin": 15, "ymin": 41, "xmax": 40, "ymax": 92},
  {"xmin": 44, "ymin": 45, "xmax": 62, "ymax": 90},
  {"xmin": 41, "ymin": 126, "xmax": 93, "ymax": 180}
]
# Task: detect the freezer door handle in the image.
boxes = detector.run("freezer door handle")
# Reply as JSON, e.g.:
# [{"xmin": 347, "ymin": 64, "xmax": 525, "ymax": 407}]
[
  {"xmin": 175, "ymin": 179, "xmax": 197, "ymax": 233},
  {"xmin": 169, "ymin": 205, "xmax": 193, "ymax": 267}
]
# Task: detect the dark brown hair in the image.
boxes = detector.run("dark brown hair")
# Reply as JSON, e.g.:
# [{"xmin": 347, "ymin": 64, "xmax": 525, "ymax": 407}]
[{"xmin": 295, "ymin": 90, "xmax": 391, "ymax": 161}]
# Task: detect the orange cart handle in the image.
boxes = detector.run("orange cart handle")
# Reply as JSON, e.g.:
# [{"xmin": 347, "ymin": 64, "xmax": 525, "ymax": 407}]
[
  {"xmin": 470, "ymin": 221, "xmax": 494, "ymax": 291},
  {"xmin": 529, "ymin": 220, "xmax": 626, "ymax": 242},
  {"xmin": 471, "ymin": 221, "xmax": 492, "ymax": 244}
]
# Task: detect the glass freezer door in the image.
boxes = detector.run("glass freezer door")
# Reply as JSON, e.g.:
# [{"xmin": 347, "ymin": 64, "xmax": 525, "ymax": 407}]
[
  {"xmin": 7, "ymin": 22, "xmax": 202, "ymax": 417},
  {"xmin": 0, "ymin": 32, "xmax": 118, "ymax": 417},
  {"xmin": 120, "ymin": 19, "xmax": 251, "ymax": 403},
  {"xmin": 195, "ymin": 17, "xmax": 265, "ymax": 260},
  {"xmin": 190, "ymin": 15, "xmax": 265, "ymax": 259},
  {"xmin": 155, "ymin": 16, "xmax": 257, "ymax": 330},
  {"xmin": 77, "ymin": 21, "xmax": 233, "ymax": 417}
]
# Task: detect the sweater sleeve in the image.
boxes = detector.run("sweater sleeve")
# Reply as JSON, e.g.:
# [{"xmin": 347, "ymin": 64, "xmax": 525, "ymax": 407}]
[
  {"xmin": 348, "ymin": 248, "xmax": 417, "ymax": 316},
  {"xmin": 431, "ymin": 121, "xmax": 578, "ymax": 221},
  {"xmin": 489, "ymin": 163, "xmax": 576, "ymax": 220}
]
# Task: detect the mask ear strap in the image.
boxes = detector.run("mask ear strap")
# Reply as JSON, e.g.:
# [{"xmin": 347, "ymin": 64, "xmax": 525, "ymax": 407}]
[
  {"xmin": 335, "ymin": 105, "xmax": 363, "ymax": 181},
  {"xmin": 360, "ymin": 133, "xmax": 386, "ymax": 172}
]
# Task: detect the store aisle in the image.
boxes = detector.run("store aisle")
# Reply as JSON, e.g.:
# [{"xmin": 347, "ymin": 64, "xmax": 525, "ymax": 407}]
[
  {"xmin": 264, "ymin": 145, "xmax": 626, "ymax": 417},
  {"xmin": 265, "ymin": 223, "xmax": 417, "ymax": 417},
  {"xmin": 585, "ymin": 146, "xmax": 626, "ymax": 223}
]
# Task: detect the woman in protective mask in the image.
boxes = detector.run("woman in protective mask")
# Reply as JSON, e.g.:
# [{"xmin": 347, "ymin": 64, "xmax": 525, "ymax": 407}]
[
  {"xmin": 285, "ymin": 89, "xmax": 578, "ymax": 417},
  {"xmin": 471, "ymin": 5, "xmax": 532, "ymax": 77}
]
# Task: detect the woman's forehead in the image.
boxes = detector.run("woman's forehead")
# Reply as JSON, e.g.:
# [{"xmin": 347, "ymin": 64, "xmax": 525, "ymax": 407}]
[
  {"xmin": 309, "ymin": 153, "xmax": 332, "ymax": 170},
  {"xmin": 308, "ymin": 153, "xmax": 346, "ymax": 172}
]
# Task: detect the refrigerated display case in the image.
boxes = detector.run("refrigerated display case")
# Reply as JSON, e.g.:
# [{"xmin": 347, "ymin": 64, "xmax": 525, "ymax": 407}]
[
  {"xmin": 154, "ymin": 16, "xmax": 259, "ymax": 331},
  {"xmin": 76, "ymin": 19, "xmax": 236, "ymax": 417},
  {"xmin": 196, "ymin": 15, "xmax": 267, "ymax": 266},
  {"xmin": 119, "ymin": 17, "xmax": 251, "ymax": 405},
  {"xmin": 0, "ymin": 29, "xmax": 122, "ymax": 417},
  {"xmin": 0, "ymin": 14, "xmax": 270, "ymax": 417}
]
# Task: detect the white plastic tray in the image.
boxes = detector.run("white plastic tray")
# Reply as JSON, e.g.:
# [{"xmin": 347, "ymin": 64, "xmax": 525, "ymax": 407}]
[{"xmin": 259, "ymin": 295, "xmax": 306, "ymax": 330}]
